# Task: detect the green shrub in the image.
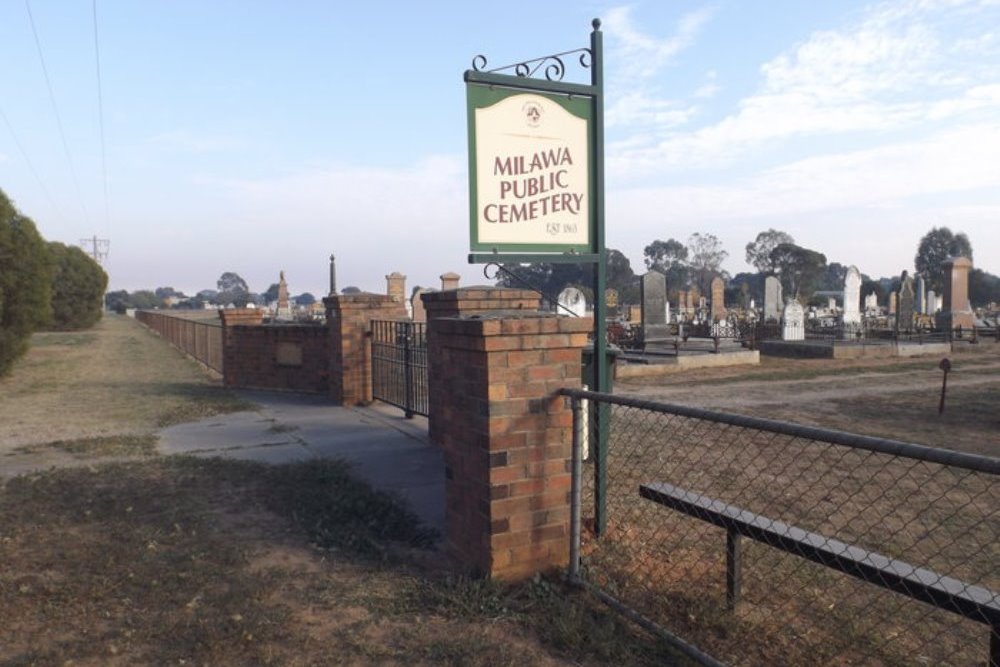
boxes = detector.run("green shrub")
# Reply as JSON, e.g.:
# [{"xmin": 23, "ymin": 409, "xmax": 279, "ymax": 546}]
[{"xmin": 47, "ymin": 241, "xmax": 108, "ymax": 330}]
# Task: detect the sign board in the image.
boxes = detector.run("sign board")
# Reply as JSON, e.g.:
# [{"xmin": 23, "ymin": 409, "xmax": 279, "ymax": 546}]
[{"xmin": 467, "ymin": 85, "xmax": 593, "ymax": 253}]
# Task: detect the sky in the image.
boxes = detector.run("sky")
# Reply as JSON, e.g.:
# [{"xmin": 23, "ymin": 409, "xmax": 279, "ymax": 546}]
[{"xmin": 1, "ymin": 0, "xmax": 998, "ymax": 298}]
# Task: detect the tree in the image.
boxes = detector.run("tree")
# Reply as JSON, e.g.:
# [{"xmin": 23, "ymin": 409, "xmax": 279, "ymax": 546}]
[
  {"xmin": 154, "ymin": 286, "xmax": 183, "ymax": 299},
  {"xmin": 47, "ymin": 242, "xmax": 108, "ymax": 330},
  {"xmin": 915, "ymin": 227, "xmax": 973, "ymax": 292},
  {"xmin": 745, "ymin": 229, "xmax": 794, "ymax": 274},
  {"xmin": 643, "ymin": 238, "xmax": 689, "ymax": 290},
  {"xmin": 687, "ymin": 233, "xmax": 728, "ymax": 295},
  {"xmin": 341, "ymin": 286, "xmax": 362, "ymax": 294},
  {"xmin": 217, "ymin": 272, "xmax": 249, "ymax": 293},
  {"xmin": 606, "ymin": 249, "xmax": 638, "ymax": 304},
  {"xmin": 769, "ymin": 243, "xmax": 827, "ymax": 300},
  {"xmin": 262, "ymin": 283, "xmax": 280, "ymax": 304},
  {"xmin": 0, "ymin": 190, "xmax": 53, "ymax": 375},
  {"xmin": 969, "ymin": 268, "xmax": 1000, "ymax": 307},
  {"xmin": 816, "ymin": 262, "xmax": 849, "ymax": 292},
  {"xmin": 216, "ymin": 271, "xmax": 250, "ymax": 306},
  {"xmin": 294, "ymin": 292, "xmax": 316, "ymax": 306}
]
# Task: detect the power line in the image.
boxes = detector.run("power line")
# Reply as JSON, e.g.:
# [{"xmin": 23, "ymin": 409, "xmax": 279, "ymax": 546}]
[
  {"xmin": 92, "ymin": 0, "xmax": 110, "ymax": 231},
  {"xmin": 24, "ymin": 0, "xmax": 90, "ymax": 227},
  {"xmin": 0, "ymin": 103, "xmax": 63, "ymax": 220}
]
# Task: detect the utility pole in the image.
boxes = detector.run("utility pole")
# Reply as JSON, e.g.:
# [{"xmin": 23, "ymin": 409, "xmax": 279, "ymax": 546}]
[{"xmin": 80, "ymin": 235, "xmax": 110, "ymax": 265}]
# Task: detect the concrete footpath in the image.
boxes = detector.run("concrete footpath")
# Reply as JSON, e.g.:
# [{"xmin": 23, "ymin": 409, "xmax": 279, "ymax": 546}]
[{"xmin": 158, "ymin": 391, "xmax": 445, "ymax": 535}]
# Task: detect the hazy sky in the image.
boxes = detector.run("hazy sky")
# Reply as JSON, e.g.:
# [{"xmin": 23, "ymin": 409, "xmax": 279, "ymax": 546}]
[{"xmin": 1, "ymin": 0, "xmax": 998, "ymax": 297}]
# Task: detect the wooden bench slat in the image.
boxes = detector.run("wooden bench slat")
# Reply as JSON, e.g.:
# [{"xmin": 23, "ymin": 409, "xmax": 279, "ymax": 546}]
[{"xmin": 639, "ymin": 481, "xmax": 1000, "ymax": 625}]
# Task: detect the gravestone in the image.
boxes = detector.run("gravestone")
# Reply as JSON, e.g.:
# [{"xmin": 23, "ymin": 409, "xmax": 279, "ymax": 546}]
[
  {"xmin": 936, "ymin": 256, "xmax": 974, "ymax": 331},
  {"xmin": 764, "ymin": 276, "xmax": 783, "ymax": 321},
  {"xmin": 828, "ymin": 297, "xmax": 837, "ymax": 312},
  {"xmin": 864, "ymin": 291, "xmax": 878, "ymax": 312},
  {"xmin": 782, "ymin": 300, "xmax": 805, "ymax": 341},
  {"xmin": 440, "ymin": 272, "xmax": 460, "ymax": 291},
  {"xmin": 925, "ymin": 289, "xmax": 937, "ymax": 315},
  {"xmin": 915, "ymin": 275, "xmax": 926, "ymax": 315},
  {"xmin": 897, "ymin": 273, "xmax": 915, "ymax": 333},
  {"xmin": 557, "ymin": 286, "xmax": 588, "ymax": 318},
  {"xmin": 677, "ymin": 289, "xmax": 688, "ymax": 315},
  {"xmin": 640, "ymin": 271, "xmax": 669, "ymax": 344},
  {"xmin": 889, "ymin": 292, "xmax": 897, "ymax": 315},
  {"xmin": 710, "ymin": 277, "xmax": 726, "ymax": 321},
  {"xmin": 276, "ymin": 270, "xmax": 292, "ymax": 320},
  {"xmin": 842, "ymin": 265, "xmax": 862, "ymax": 326}
]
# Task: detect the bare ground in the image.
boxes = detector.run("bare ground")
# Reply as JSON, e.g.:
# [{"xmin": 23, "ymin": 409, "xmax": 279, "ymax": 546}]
[{"xmin": 616, "ymin": 344, "xmax": 1000, "ymax": 456}]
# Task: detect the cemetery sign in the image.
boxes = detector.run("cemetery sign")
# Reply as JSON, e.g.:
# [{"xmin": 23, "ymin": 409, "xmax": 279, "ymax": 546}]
[{"xmin": 467, "ymin": 87, "xmax": 592, "ymax": 252}]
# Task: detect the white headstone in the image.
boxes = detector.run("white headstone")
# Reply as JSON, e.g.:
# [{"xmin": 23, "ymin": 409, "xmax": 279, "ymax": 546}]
[
  {"xmin": 842, "ymin": 265, "xmax": 862, "ymax": 326},
  {"xmin": 557, "ymin": 286, "xmax": 588, "ymax": 318},
  {"xmin": 926, "ymin": 290, "xmax": 938, "ymax": 314},
  {"xmin": 864, "ymin": 291, "xmax": 878, "ymax": 312},
  {"xmin": 782, "ymin": 300, "xmax": 805, "ymax": 341}
]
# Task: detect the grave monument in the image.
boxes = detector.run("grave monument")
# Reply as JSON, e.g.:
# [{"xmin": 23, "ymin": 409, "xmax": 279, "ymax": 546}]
[{"xmin": 640, "ymin": 271, "xmax": 669, "ymax": 344}]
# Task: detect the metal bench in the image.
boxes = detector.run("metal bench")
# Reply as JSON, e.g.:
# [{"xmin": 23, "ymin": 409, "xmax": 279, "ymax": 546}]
[{"xmin": 639, "ymin": 481, "xmax": 999, "ymax": 664}]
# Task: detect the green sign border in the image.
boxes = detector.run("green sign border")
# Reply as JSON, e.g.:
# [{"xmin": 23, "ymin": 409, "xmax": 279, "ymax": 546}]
[{"xmin": 466, "ymin": 85, "xmax": 595, "ymax": 254}]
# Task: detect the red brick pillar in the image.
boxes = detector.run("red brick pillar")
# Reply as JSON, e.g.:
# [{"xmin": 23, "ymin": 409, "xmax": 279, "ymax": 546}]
[
  {"xmin": 324, "ymin": 293, "xmax": 407, "ymax": 405},
  {"xmin": 219, "ymin": 308, "xmax": 264, "ymax": 386},
  {"xmin": 421, "ymin": 287, "xmax": 541, "ymax": 322},
  {"xmin": 428, "ymin": 311, "xmax": 590, "ymax": 580}
]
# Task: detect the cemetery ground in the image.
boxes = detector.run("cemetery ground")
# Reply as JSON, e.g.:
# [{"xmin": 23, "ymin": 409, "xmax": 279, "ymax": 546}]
[
  {"xmin": 2, "ymin": 318, "xmax": 997, "ymax": 666},
  {"xmin": 0, "ymin": 316, "xmax": 671, "ymax": 666}
]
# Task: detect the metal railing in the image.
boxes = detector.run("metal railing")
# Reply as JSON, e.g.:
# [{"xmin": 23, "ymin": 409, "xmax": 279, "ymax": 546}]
[
  {"xmin": 370, "ymin": 320, "xmax": 428, "ymax": 418},
  {"xmin": 562, "ymin": 388, "xmax": 999, "ymax": 666},
  {"xmin": 135, "ymin": 310, "xmax": 224, "ymax": 373}
]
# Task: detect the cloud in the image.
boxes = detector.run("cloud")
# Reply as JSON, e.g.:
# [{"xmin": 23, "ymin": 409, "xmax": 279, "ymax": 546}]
[
  {"xmin": 609, "ymin": 0, "xmax": 1000, "ymax": 177},
  {"xmin": 603, "ymin": 5, "xmax": 716, "ymax": 133},
  {"xmin": 603, "ymin": 5, "xmax": 716, "ymax": 82}
]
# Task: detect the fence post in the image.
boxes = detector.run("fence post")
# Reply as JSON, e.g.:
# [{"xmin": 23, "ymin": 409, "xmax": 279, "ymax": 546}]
[
  {"xmin": 726, "ymin": 530, "xmax": 742, "ymax": 611},
  {"xmin": 570, "ymin": 395, "xmax": 584, "ymax": 581}
]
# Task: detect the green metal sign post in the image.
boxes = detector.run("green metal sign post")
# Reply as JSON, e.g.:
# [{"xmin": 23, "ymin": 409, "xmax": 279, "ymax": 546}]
[{"xmin": 465, "ymin": 20, "xmax": 609, "ymax": 534}]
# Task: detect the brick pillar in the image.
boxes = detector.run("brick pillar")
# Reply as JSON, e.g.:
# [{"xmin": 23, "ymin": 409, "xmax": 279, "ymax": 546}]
[
  {"xmin": 421, "ymin": 287, "xmax": 541, "ymax": 322},
  {"xmin": 440, "ymin": 272, "xmax": 461, "ymax": 291},
  {"xmin": 219, "ymin": 308, "xmax": 264, "ymax": 387},
  {"xmin": 428, "ymin": 311, "xmax": 590, "ymax": 580},
  {"xmin": 323, "ymin": 293, "xmax": 407, "ymax": 405},
  {"xmin": 386, "ymin": 272, "xmax": 407, "ymax": 303}
]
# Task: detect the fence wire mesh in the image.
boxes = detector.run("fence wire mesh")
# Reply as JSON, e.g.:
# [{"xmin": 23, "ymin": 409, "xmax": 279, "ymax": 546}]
[{"xmin": 567, "ymin": 390, "xmax": 999, "ymax": 666}]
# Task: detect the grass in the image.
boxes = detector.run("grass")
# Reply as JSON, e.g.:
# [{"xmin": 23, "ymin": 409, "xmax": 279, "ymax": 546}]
[
  {"xmin": 0, "ymin": 456, "xmax": 679, "ymax": 666},
  {"xmin": 0, "ymin": 314, "xmax": 682, "ymax": 665},
  {"xmin": 0, "ymin": 315, "xmax": 254, "ymax": 458}
]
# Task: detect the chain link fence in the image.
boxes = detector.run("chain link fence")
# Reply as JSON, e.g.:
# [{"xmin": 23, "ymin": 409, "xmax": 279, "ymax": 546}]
[{"xmin": 563, "ymin": 389, "xmax": 999, "ymax": 666}]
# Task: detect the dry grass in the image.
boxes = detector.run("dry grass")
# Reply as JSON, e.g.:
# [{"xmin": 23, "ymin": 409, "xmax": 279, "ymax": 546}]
[
  {"xmin": 0, "ymin": 457, "xmax": 678, "ymax": 666},
  {"xmin": 0, "ymin": 315, "xmax": 682, "ymax": 665},
  {"xmin": 0, "ymin": 315, "xmax": 252, "ymax": 467},
  {"xmin": 578, "ymin": 398, "xmax": 999, "ymax": 666}
]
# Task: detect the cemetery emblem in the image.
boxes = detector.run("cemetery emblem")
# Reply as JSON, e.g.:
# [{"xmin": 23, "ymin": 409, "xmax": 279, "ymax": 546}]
[{"xmin": 522, "ymin": 100, "xmax": 543, "ymax": 127}]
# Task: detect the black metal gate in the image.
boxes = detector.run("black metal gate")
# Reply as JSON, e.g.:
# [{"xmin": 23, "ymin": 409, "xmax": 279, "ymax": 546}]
[{"xmin": 370, "ymin": 320, "xmax": 428, "ymax": 418}]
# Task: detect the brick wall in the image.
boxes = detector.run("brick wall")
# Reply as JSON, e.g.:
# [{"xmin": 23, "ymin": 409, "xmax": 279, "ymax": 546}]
[
  {"xmin": 222, "ymin": 323, "xmax": 330, "ymax": 393},
  {"xmin": 428, "ymin": 311, "xmax": 590, "ymax": 580}
]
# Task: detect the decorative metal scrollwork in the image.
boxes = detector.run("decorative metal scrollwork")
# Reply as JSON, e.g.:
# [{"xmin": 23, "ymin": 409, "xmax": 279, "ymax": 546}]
[{"xmin": 471, "ymin": 47, "xmax": 592, "ymax": 82}]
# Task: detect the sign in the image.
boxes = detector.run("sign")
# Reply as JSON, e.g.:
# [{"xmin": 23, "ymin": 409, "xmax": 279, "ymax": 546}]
[{"xmin": 467, "ymin": 85, "xmax": 592, "ymax": 253}]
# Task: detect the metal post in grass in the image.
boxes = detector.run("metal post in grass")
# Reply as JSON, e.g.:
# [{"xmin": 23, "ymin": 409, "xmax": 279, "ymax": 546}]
[
  {"xmin": 938, "ymin": 357, "xmax": 951, "ymax": 415},
  {"xmin": 570, "ymin": 394, "xmax": 584, "ymax": 581}
]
